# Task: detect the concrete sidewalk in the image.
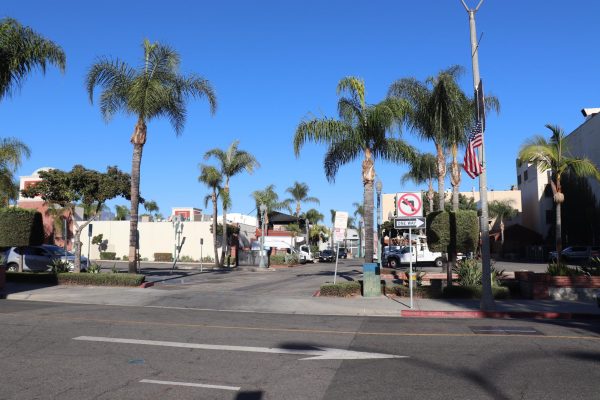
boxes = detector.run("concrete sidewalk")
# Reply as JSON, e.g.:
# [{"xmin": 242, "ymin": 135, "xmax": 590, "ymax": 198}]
[{"xmin": 2, "ymin": 281, "xmax": 599, "ymax": 319}]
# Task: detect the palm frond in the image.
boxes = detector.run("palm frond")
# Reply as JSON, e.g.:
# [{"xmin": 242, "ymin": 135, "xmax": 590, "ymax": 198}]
[
  {"xmin": 293, "ymin": 118, "xmax": 351, "ymax": 156},
  {"xmin": 336, "ymin": 76, "xmax": 365, "ymax": 110},
  {"xmin": 323, "ymin": 136, "xmax": 363, "ymax": 182}
]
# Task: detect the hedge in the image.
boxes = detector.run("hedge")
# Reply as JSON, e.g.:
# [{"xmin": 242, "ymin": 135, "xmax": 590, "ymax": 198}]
[
  {"xmin": 154, "ymin": 252, "xmax": 173, "ymax": 262},
  {"xmin": 426, "ymin": 210, "xmax": 478, "ymax": 253},
  {"xmin": 320, "ymin": 281, "xmax": 361, "ymax": 297},
  {"xmin": 57, "ymin": 272, "xmax": 145, "ymax": 286},
  {"xmin": 0, "ymin": 207, "xmax": 44, "ymax": 247},
  {"xmin": 100, "ymin": 252, "xmax": 116, "ymax": 260},
  {"xmin": 442, "ymin": 285, "xmax": 510, "ymax": 299},
  {"xmin": 6, "ymin": 272, "xmax": 145, "ymax": 286},
  {"xmin": 386, "ymin": 284, "xmax": 437, "ymax": 298}
]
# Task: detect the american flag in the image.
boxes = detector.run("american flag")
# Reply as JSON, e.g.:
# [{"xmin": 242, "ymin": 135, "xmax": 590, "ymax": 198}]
[{"xmin": 463, "ymin": 121, "xmax": 483, "ymax": 179}]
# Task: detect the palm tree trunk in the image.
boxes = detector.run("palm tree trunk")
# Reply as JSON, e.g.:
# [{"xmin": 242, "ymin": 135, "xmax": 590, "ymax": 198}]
[
  {"xmin": 450, "ymin": 145, "xmax": 460, "ymax": 211},
  {"xmin": 500, "ymin": 219, "xmax": 505, "ymax": 245},
  {"xmin": 435, "ymin": 143, "xmax": 446, "ymax": 211},
  {"xmin": 427, "ymin": 179, "xmax": 434, "ymax": 213},
  {"xmin": 221, "ymin": 209, "xmax": 227, "ymax": 267},
  {"xmin": 212, "ymin": 192, "xmax": 220, "ymax": 268},
  {"xmin": 363, "ymin": 179, "xmax": 374, "ymax": 263},
  {"xmin": 556, "ymin": 201, "xmax": 562, "ymax": 255},
  {"xmin": 128, "ymin": 142, "xmax": 144, "ymax": 273}
]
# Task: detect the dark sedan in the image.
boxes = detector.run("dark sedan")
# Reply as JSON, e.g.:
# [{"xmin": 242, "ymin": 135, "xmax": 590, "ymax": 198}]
[{"xmin": 319, "ymin": 250, "xmax": 335, "ymax": 262}]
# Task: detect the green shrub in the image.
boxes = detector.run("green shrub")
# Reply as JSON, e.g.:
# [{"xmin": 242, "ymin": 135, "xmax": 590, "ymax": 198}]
[
  {"xmin": 122, "ymin": 255, "xmax": 128, "ymax": 261},
  {"xmin": 100, "ymin": 252, "xmax": 116, "ymax": 260},
  {"xmin": 320, "ymin": 281, "xmax": 361, "ymax": 297},
  {"xmin": 6, "ymin": 272, "xmax": 58, "ymax": 284},
  {"xmin": 49, "ymin": 258, "xmax": 71, "ymax": 273},
  {"xmin": 154, "ymin": 252, "xmax": 173, "ymax": 262},
  {"xmin": 87, "ymin": 263, "xmax": 102, "ymax": 274},
  {"xmin": 546, "ymin": 261, "xmax": 583, "ymax": 276},
  {"xmin": 442, "ymin": 285, "xmax": 510, "ymax": 299},
  {"xmin": 426, "ymin": 210, "xmax": 478, "ymax": 253},
  {"xmin": 180, "ymin": 255, "xmax": 194, "ymax": 262},
  {"xmin": 57, "ymin": 273, "xmax": 145, "ymax": 286},
  {"xmin": 453, "ymin": 259, "xmax": 505, "ymax": 286},
  {"xmin": 386, "ymin": 284, "xmax": 436, "ymax": 298},
  {"xmin": 0, "ymin": 207, "xmax": 44, "ymax": 247},
  {"xmin": 200, "ymin": 256, "xmax": 214, "ymax": 263},
  {"xmin": 270, "ymin": 254, "xmax": 298, "ymax": 265}
]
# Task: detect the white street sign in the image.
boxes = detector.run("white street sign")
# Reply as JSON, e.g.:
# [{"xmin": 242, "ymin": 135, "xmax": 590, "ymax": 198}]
[
  {"xmin": 334, "ymin": 211, "xmax": 348, "ymax": 229},
  {"xmin": 394, "ymin": 217, "xmax": 426, "ymax": 229},
  {"xmin": 396, "ymin": 192, "xmax": 423, "ymax": 217},
  {"xmin": 73, "ymin": 336, "xmax": 405, "ymax": 361}
]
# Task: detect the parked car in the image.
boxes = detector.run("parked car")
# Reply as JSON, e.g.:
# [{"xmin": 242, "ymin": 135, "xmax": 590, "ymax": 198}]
[
  {"xmin": 1, "ymin": 244, "xmax": 89, "ymax": 272},
  {"xmin": 337, "ymin": 247, "xmax": 348, "ymax": 259},
  {"xmin": 548, "ymin": 246, "xmax": 600, "ymax": 264},
  {"xmin": 319, "ymin": 249, "xmax": 335, "ymax": 263}
]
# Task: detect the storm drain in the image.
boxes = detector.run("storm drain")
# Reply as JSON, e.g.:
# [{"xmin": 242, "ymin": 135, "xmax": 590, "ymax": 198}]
[{"xmin": 469, "ymin": 326, "xmax": 543, "ymax": 335}]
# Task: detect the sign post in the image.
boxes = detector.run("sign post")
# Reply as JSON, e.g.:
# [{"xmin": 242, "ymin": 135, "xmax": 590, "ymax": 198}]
[
  {"xmin": 87, "ymin": 224, "xmax": 93, "ymax": 266},
  {"xmin": 200, "ymin": 238, "xmax": 204, "ymax": 272},
  {"xmin": 394, "ymin": 217, "xmax": 427, "ymax": 309}
]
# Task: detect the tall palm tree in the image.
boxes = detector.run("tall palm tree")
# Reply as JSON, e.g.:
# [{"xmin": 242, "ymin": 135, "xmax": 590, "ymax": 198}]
[
  {"xmin": 518, "ymin": 124, "xmax": 600, "ymax": 255},
  {"xmin": 251, "ymin": 185, "xmax": 290, "ymax": 231},
  {"xmin": 0, "ymin": 17, "xmax": 66, "ymax": 100},
  {"xmin": 303, "ymin": 208, "xmax": 324, "ymax": 226},
  {"xmin": 294, "ymin": 77, "xmax": 414, "ymax": 262},
  {"xmin": 205, "ymin": 140, "xmax": 259, "ymax": 266},
  {"xmin": 0, "ymin": 138, "xmax": 30, "ymax": 204},
  {"xmin": 389, "ymin": 66, "xmax": 466, "ymax": 211},
  {"xmin": 199, "ymin": 165, "xmax": 223, "ymax": 268},
  {"xmin": 488, "ymin": 199, "xmax": 517, "ymax": 245},
  {"xmin": 86, "ymin": 39, "xmax": 217, "ymax": 273},
  {"xmin": 285, "ymin": 181, "xmax": 319, "ymax": 220},
  {"xmin": 401, "ymin": 152, "xmax": 437, "ymax": 214}
]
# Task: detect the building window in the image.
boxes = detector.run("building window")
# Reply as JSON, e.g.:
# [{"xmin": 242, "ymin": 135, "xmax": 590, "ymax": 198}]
[
  {"xmin": 545, "ymin": 210, "xmax": 553, "ymax": 224},
  {"xmin": 517, "ymin": 175, "xmax": 521, "ymax": 185},
  {"xmin": 524, "ymin": 170, "xmax": 529, "ymax": 181}
]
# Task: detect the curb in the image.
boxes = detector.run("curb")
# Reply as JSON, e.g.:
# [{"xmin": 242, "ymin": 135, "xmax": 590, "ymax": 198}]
[
  {"xmin": 401, "ymin": 310, "xmax": 600, "ymax": 320},
  {"xmin": 139, "ymin": 282, "xmax": 154, "ymax": 288}
]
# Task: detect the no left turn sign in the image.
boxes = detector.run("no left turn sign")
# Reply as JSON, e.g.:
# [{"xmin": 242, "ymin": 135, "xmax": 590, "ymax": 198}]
[{"xmin": 397, "ymin": 192, "xmax": 423, "ymax": 217}]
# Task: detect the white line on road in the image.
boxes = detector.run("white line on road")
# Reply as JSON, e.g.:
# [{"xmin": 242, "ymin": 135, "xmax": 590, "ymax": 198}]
[
  {"xmin": 73, "ymin": 336, "xmax": 406, "ymax": 360},
  {"xmin": 140, "ymin": 379, "xmax": 240, "ymax": 391}
]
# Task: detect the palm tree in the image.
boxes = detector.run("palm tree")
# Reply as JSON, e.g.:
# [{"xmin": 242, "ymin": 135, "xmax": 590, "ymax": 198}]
[
  {"xmin": 518, "ymin": 124, "xmax": 600, "ymax": 255},
  {"xmin": 86, "ymin": 39, "xmax": 217, "ymax": 273},
  {"xmin": 488, "ymin": 199, "xmax": 517, "ymax": 245},
  {"xmin": 294, "ymin": 77, "xmax": 414, "ymax": 262},
  {"xmin": 143, "ymin": 200, "xmax": 159, "ymax": 220},
  {"xmin": 0, "ymin": 18, "xmax": 66, "ymax": 101},
  {"xmin": 199, "ymin": 165, "xmax": 223, "ymax": 268},
  {"xmin": 0, "ymin": 138, "xmax": 30, "ymax": 204},
  {"xmin": 251, "ymin": 185, "xmax": 290, "ymax": 229},
  {"xmin": 389, "ymin": 66, "xmax": 466, "ymax": 211},
  {"xmin": 205, "ymin": 140, "xmax": 259, "ymax": 266},
  {"xmin": 114, "ymin": 205, "xmax": 129, "ymax": 221},
  {"xmin": 285, "ymin": 181, "xmax": 319, "ymax": 219},
  {"xmin": 401, "ymin": 152, "xmax": 437, "ymax": 214},
  {"xmin": 303, "ymin": 208, "xmax": 324, "ymax": 226}
]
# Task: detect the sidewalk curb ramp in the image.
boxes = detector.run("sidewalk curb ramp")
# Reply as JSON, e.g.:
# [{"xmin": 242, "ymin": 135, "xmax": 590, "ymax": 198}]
[{"xmin": 401, "ymin": 310, "xmax": 600, "ymax": 320}]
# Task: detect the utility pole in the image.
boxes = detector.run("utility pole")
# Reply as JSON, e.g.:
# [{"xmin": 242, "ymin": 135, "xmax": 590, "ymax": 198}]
[{"xmin": 461, "ymin": 0, "xmax": 495, "ymax": 310}]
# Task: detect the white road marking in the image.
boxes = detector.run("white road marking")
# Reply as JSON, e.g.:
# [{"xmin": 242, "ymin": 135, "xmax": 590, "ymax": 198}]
[
  {"xmin": 73, "ymin": 336, "xmax": 406, "ymax": 360},
  {"xmin": 140, "ymin": 379, "xmax": 240, "ymax": 391}
]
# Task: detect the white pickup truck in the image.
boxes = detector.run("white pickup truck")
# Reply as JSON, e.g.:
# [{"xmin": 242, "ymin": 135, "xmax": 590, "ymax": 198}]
[{"xmin": 385, "ymin": 236, "xmax": 444, "ymax": 268}]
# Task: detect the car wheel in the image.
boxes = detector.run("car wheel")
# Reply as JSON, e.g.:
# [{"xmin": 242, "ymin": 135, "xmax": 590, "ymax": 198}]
[
  {"xmin": 388, "ymin": 258, "xmax": 399, "ymax": 268},
  {"xmin": 434, "ymin": 257, "xmax": 444, "ymax": 268},
  {"xmin": 7, "ymin": 262, "xmax": 19, "ymax": 272}
]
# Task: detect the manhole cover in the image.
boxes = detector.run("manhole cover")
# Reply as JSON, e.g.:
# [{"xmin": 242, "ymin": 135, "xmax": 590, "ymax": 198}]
[
  {"xmin": 128, "ymin": 359, "xmax": 145, "ymax": 365},
  {"xmin": 470, "ymin": 326, "xmax": 543, "ymax": 335}
]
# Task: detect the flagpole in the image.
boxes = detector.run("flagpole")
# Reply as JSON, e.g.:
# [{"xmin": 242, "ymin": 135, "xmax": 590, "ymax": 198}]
[{"xmin": 461, "ymin": 0, "xmax": 495, "ymax": 310}]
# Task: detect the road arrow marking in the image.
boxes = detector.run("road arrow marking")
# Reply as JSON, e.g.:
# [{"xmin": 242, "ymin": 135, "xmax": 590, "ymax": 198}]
[{"xmin": 73, "ymin": 336, "xmax": 406, "ymax": 361}]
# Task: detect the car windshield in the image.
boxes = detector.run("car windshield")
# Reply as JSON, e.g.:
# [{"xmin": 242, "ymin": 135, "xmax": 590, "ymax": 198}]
[{"xmin": 322, "ymin": 250, "xmax": 333, "ymax": 256}]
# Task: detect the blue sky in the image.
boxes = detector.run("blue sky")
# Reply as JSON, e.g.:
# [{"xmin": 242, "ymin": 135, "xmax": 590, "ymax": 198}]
[{"xmin": 2, "ymin": 1, "xmax": 599, "ymax": 222}]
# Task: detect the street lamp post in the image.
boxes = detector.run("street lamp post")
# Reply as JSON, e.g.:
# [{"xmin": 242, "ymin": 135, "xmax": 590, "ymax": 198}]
[
  {"xmin": 258, "ymin": 204, "xmax": 267, "ymax": 268},
  {"xmin": 376, "ymin": 178, "xmax": 383, "ymax": 270}
]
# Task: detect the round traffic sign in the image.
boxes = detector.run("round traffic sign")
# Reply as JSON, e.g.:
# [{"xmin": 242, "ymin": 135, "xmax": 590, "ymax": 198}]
[{"xmin": 397, "ymin": 193, "xmax": 422, "ymax": 217}]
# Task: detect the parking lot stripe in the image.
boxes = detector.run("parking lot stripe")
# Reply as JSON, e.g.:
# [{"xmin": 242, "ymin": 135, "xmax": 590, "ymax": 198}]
[{"xmin": 140, "ymin": 379, "xmax": 240, "ymax": 391}]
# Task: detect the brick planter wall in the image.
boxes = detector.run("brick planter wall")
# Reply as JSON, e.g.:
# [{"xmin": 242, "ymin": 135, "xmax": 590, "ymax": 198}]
[{"xmin": 515, "ymin": 271, "xmax": 600, "ymax": 300}]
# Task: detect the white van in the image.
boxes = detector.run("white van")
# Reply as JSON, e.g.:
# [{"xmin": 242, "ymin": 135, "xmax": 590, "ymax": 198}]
[{"xmin": 385, "ymin": 236, "xmax": 444, "ymax": 268}]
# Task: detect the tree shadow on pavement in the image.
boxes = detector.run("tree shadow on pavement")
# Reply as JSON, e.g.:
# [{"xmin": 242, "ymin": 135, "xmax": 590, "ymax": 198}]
[{"xmin": 235, "ymin": 391, "xmax": 263, "ymax": 400}]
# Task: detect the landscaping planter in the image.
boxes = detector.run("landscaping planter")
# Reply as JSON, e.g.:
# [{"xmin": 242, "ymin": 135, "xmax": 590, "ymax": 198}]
[{"xmin": 515, "ymin": 271, "xmax": 600, "ymax": 300}]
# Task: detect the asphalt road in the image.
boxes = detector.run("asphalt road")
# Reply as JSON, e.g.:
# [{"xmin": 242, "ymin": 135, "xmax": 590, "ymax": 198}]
[{"xmin": 1, "ymin": 300, "xmax": 599, "ymax": 399}]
